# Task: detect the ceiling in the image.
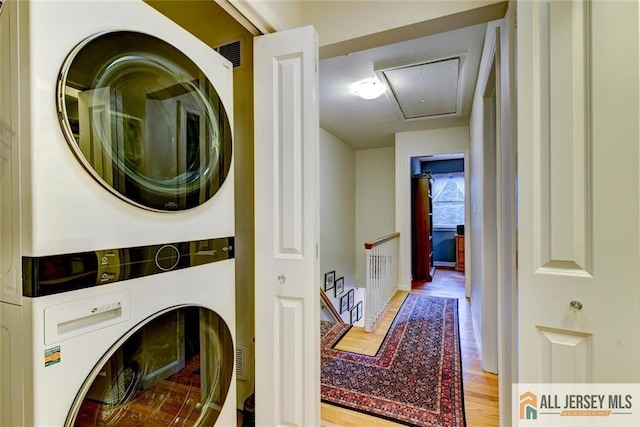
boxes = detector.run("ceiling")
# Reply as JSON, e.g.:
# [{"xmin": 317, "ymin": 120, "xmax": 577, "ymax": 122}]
[{"xmin": 319, "ymin": 22, "xmax": 488, "ymax": 150}]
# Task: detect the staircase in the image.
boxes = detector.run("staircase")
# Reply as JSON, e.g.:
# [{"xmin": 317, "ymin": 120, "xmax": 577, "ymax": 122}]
[
  {"xmin": 320, "ymin": 272, "xmax": 364, "ymax": 326},
  {"xmin": 320, "ymin": 232, "xmax": 399, "ymax": 329}
]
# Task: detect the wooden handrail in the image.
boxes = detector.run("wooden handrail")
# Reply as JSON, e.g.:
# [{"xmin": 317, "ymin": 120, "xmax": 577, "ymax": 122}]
[
  {"xmin": 320, "ymin": 288, "xmax": 345, "ymax": 324},
  {"xmin": 364, "ymin": 232, "xmax": 400, "ymax": 250}
]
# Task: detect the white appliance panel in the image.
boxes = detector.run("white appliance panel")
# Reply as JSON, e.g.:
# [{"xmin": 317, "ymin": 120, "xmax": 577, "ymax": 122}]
[{"xmin": 16, "ymin": 0, "xmax": 234, "ymax": 257}]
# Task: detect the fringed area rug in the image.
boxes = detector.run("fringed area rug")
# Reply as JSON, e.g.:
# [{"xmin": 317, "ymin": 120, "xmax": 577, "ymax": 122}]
[{"xmin": 320, "ymin": 294, "xmax": 465, "ymax": 427}]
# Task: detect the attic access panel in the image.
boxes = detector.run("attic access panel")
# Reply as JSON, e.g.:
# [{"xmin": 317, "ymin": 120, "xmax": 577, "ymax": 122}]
[{"xmin": 378, "ymin": 57, "xmax": 460, "ymax": 120}]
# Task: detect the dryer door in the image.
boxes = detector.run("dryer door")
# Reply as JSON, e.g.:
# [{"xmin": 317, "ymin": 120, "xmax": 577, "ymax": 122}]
[
  {"xmin": 66, "ymin": 306, "xmax": 234, "ymax": 426},
  {"xmin": 57, "ymin": 31, "xmax": 232, "ymax": 211}
]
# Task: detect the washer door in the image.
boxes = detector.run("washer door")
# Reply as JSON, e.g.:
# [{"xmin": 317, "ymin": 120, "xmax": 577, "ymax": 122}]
[
  {"xmin": 57, "ymin": 31, "xmax": 232, "ymax": 211},
  {"xmin": 66, "ymin": 306, "xmax": 234, "ymax": 426}
]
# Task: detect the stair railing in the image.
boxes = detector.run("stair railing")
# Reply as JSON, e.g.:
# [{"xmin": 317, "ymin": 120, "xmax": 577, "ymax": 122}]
[
  {"xmin": 320, "ymin": 287, "xmax": 345, "ymax": 324},
  {"xmin": 364, "ymin": 232, "xmax": 400, "ymax": 332}
]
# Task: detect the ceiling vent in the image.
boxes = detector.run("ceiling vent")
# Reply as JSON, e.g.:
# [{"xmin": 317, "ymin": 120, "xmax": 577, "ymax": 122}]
[
  {"xmin": 376, "ymin": 57, "xmax": 462, "ymax": 121},
  {"xmin": 216, "ymin": 39, "xmax": 242, "ymax": 69}
]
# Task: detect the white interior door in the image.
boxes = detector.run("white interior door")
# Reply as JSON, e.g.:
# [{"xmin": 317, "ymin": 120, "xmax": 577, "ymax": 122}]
[
  {"xmin": 253, "ymin": 26, "xmax": 320, "ymax": 426},
  {"xmin": 518, "ymin": 0, "xmax": 639, "ymax": 386}
]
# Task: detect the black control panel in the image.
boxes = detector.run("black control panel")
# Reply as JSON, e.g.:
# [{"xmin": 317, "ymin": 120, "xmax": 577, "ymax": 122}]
[{"xmin": 22, "ymin": 237, "xmax": 234, "ymax": 297}]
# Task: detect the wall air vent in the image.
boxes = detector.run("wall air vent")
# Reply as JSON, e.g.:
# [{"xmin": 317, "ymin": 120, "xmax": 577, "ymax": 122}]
[
  {"xmin": 217, "ymin": 40, "xmax": 242, "ymax": 69},
  {"xmin": 376, "ymin": 56, "xmax": 462, "ymax": 121},
  {"xmin": 235, "ymin": 343, "xmax": 248, "ymax": 381}
]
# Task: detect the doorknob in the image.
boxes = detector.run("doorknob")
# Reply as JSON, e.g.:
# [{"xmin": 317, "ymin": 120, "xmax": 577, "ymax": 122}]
[
  {"xmin": 278, "ymin": 275, "xmax": 286, "ymax": 284},
  {"xmin": 569, "ymin": 300, "xmax": 583, "ymax": 313}
]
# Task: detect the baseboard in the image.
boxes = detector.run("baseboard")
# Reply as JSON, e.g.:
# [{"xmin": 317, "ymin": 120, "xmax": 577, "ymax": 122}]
[
  {"xmin": 434, "ymin": 261, "xmax": 456, "ymax": 268},
  {"xmin": 471, "ymin": 308, "xmax": 483, "ymax": 361},
  {"xmin": 398, "ymin": 283, "xmax": 411, "ymax": 292}
]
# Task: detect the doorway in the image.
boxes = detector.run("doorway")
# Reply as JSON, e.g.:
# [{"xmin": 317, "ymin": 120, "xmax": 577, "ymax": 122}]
[{"xmin": 411, "ymin": 155, "xmax": 466, "ymax": 286}]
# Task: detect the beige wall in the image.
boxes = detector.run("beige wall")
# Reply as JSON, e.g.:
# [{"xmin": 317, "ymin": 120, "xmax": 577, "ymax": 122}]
[
  {"xmin": 261, "ymin": 0, "xmax": 505, "ymax": 48},
  {"xmin": 319, "ymin": 134, "xmax": 397, "ymax": 292},
  {"xmin": 300, "ymin": 0, "xmax": 504, "ymax": 46},
  {"xmin": 231, "ymin": 45, "xmax": 256, "ymax": 411},
  {"xmin": 265, "ymin": 0, "xmax": 303, "ymax": 28},
  {"xmin": 257, "ymin": 0, "xmax": 506, "ymax": 59},
  {"xmin": 355, "ymin": 148, "xmax": 396, "ymax": 287},
  {"xmin": 320, "ymin": 128, "xmax": 356, "ymax": 291}
]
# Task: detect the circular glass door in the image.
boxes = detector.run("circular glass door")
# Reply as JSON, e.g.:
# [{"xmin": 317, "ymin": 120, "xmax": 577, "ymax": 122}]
[
  {"xmin": 57, "ymin": 31, "xmax": 232, "ymax": 211},
  {"xmin": 67, "ymin": 306, "xmax": 234, "ymax": 426}
]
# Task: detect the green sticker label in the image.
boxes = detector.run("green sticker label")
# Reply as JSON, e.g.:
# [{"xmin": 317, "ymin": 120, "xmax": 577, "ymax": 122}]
[{"xmin": 44, "ymin": 346, "xmax": 60, "ymax": 367}]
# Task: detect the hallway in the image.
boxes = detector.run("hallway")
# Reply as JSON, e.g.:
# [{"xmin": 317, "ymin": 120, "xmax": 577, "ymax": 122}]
[
  {"xmin": 413, "ymin": 268, "xmax": 499, "ymax": 427},
  {"xmin": 321, "ymin": 268, "xmax": 498, "ymax": 427}
]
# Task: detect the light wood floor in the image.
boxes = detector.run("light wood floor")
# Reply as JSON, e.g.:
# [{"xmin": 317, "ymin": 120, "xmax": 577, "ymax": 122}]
[
  {"xmin": 333, "ymin": 292, "xmax": 408, "ymax": 355},
  {"xmin": 320, "ymin": 268, "xmax": 499, "ymax": 427}
]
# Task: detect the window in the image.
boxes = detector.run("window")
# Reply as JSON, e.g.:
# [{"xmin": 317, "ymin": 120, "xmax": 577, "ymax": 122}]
[{"xmin": 431, "ymin": 172, "xmax": 465, "ymax": 227}]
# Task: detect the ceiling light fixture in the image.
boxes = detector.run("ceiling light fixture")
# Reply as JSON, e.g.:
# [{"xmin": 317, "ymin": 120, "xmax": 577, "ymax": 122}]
[{"xmin": 351, "ymin": 78, "xmax": 386, "ymax": 100}]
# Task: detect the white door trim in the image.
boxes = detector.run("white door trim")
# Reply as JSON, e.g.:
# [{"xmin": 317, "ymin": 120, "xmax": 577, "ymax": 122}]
[{"xmin": 495, "ymin": 5, "xmax": 518, "ymax": 425}]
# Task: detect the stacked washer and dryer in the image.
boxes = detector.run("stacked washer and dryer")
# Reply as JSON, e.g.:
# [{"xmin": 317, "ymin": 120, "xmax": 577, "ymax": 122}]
[{"xmin": 1, "ymin": 0, "xmax": 236, "ymax": 425}]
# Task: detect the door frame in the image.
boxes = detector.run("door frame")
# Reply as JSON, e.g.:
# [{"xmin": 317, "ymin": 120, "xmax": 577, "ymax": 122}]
[
  {"xmin": 480, "ymin": 42, "xmax": 498, "ymax": 375},
  {"xmin": 476, "ymin": 11, "xmax": 518, "ymax": 425},
  {"xmin": 409, "ymin": 155, "xmax": 469, "ymax": 283},
  {"xmin": 495, "ymin": 5, "xmax": 517, "ymax": 426},
  {"xmin": 395, "ymin": 141, "xmax": 471, "ymax": 295}
]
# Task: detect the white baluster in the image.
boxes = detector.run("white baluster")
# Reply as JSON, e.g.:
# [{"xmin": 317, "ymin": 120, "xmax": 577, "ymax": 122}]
[{"xmin": 363, "ymin": 233, "xmax": 400, "ymax": 333}]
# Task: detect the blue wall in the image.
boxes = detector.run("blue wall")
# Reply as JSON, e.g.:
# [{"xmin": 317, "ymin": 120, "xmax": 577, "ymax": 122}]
[
  {"xmin": 410, "ymin": 157, "xmax": 422, "ymax": 175},
  {"xmin": 433, "ymin": 229, "xmax": 456, "ymax": 263},
  {"xmin": 421, "ymin": 158, "xmax": 464, "ymax": 174}
]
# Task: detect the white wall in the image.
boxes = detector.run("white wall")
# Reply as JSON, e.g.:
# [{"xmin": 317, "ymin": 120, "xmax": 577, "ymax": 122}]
[
  {"xmin": 264, "ymin": 0, "xmax": 303, "ymax": 28},
  {"xmin": 469, "ymin": 94, "xmax": 487, "ymax": 365},
  {"xmin": 395, "ymin": 127, "xmax": 470, "ymax": 291},
  {"xmin": 355, "ymin": 148, "xmax": 396, "ymax": 287},
  {"xmin": 320, "ymin": 128, "xmax": 356, "ymax": 289},
  {"xmin": 299, "ymin": 0, "xmax": 506, "ymax": 49},
  {"xmin": 252, "ymin": 1, "xmax": 506, "ymax": 56}
]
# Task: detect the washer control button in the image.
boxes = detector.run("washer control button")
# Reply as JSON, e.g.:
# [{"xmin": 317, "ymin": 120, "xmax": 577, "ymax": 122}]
[
  {"xmin": 155, "ymin": 245, "xmax": 180, "ymax": 271},
  {"xmin": 99, "ymin": 271, "xmax": 117, "ymax": 283}
]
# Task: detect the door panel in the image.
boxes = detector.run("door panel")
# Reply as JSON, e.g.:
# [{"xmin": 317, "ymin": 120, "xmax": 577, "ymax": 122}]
[
  {"xmin": 275, "ymin": 55, "xmax": 305, "ymax": 256},
  {"xmin": 253, "ymin": 26, "xmax": 319, "ymax": 426},
  {"xmin": 518, "ymin": 0, "xmax": 639, "ymax": 383},
  {"xmin": 532, "ymin": 0, "xmax": 592, "ymax": 275},
  {"xmin": 537, "ymin": 327, "xmax": 591, "ymax": 383}
]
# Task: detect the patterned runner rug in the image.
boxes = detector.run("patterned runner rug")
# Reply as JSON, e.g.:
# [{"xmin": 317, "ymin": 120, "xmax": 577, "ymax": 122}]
[{"xmin": 321, "ymin": 294, "xmax": 465, "ymax": 427}]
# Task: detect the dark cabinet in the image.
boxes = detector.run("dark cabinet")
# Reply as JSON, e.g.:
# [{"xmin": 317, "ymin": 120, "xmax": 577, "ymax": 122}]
[
  {"xmin": 455, "ymin": 234, "xmax": 465, "ymax": 272},
  {"xmin": 411, "ymin": 175, "xmax": 435, "ymax": 281}
]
